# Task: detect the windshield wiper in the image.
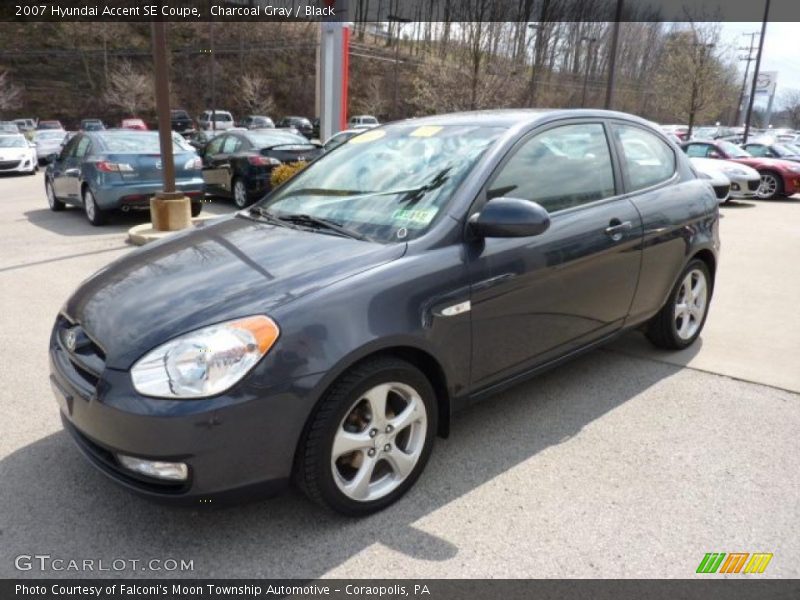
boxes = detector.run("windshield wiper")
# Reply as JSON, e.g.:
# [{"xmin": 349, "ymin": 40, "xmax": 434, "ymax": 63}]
[
  {"xmin": 247, "ymin": 206, "xmax": 288, "ymax": 226},
  {"xmin": 277, "ymin": 213, "xmax": 370, "ymax": 241}
]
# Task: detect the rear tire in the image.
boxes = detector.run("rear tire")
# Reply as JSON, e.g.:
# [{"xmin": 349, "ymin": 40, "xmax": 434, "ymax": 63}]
[
  {"xmin": 83, "ymin": 187, "xmax": 107, "ymax": 226},
  {"xmin": 296, "ymin": 357, "xmax": 436, "ymax": 516},
  {"xmin": 232, "ymin": 178, "xmax": 250, "ymax": 209},
  {"xmin": 191, "ymin": 202, "xmax": 203, "ymax": 217},
  {"xmin": 646, "ymin": 259, "xmax": 712, "ymax": 350},
  {"xmin": 46, "ymin": 179, "xmax": 65, "ymax": 211}
]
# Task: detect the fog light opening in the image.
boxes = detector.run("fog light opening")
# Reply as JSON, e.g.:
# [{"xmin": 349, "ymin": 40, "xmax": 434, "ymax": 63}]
[{"xmin": 117, "ymin": 454, "xmax": 188, "ymax": 481}]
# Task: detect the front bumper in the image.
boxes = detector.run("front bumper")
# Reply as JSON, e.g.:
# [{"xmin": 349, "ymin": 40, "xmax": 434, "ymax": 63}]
[
  {"xmin": 728, "ymin": 175, "xmax": 761, "ymax": 199},
  {"xmin": 783, "ymin": 175, "xmax": 800, "ymax": 196},
  {"xmin": 0, "ymin": 156, "xmax": 36, "ymax": 173},
  {"xmin": 92, "ymin": 178, "xmax": 205, "ymax": 210},
  {"xmin": 49, "ymin": 316, "xmax": 321, "ymax": 504}
]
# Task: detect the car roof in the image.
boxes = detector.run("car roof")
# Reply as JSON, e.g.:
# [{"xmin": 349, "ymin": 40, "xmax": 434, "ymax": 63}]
[{"xmin": 388, "ymin": 108, "xmax": 656, "ymax": 129}]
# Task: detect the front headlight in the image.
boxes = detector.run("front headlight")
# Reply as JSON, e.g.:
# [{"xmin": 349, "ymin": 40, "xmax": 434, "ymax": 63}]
[
  {"xmin": 131, "ymin": 315, "xmax": 279, "ymax": 398},
  {"xmin": 787, "ymin": 165, "xmax": 800, "ymax": 174}
]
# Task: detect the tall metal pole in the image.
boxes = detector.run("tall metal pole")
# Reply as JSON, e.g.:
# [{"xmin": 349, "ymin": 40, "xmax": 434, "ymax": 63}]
[
  {"xmin": 743, "ymin": 0, "xmax": 770, "ymax": 144},
  {"xmin": 604, "ymin": 0, "xmax": 623, "ymax": 110},
  {"xmin": 210, "ymin": 22, "xmax": 216, "ymax": 132},
  {"xmin": 735, "ymin": 32, "xmax": 759, "ymax": 126},
  {"xmin": 151, "ymin": 22, "xmax": 176, "ymax": 194}
]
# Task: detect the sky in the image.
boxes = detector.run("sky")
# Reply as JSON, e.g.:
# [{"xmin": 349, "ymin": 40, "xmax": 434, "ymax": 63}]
[{"xmin": 720, "ymin": 22, "xmax": 800, "ymax": 107}]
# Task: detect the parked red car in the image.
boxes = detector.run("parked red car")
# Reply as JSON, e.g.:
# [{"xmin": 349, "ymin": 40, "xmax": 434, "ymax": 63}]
[
  {"xmin": 682, "ymin": 139, "xmax": 800, "ymax": 199},
  {"xmin": 120, "ymin": 118, "xmax": 148, "ymax": 131}
]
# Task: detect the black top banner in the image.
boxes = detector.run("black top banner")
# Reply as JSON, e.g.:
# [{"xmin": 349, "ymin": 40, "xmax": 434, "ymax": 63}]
[{"xmin": 1, "ymin": 0, "xmax": 799, "ymax": 23}]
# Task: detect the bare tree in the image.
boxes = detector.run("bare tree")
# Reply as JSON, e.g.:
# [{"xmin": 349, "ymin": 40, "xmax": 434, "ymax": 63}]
[
  {"xmin": 238, "ymin": 72, "xmax": 276, "ymax": 116},
  {"xmin": 780, "ymin": 89, "xmax": 800, "ymax": 129},
  {"xmin": 103, "ymin": 60, "xmax": 153, "ymax": 117},
  {"xmin": 353, "ymin": 77, "xmax": 388, "ymax": 118},
  {"xmin": 0, "ymin": 69, "xmax": 22, "ymax": 115}
]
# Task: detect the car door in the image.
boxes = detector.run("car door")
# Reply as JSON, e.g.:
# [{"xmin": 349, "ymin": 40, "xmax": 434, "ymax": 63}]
[
  {"xmin": 67, "ymin": 136, "xmax": 92, "ymax": 201},
  {"xmin": 467, "ymin": 121, "xmax": 643, "ymax": 389},
  {"xmin": 215, "ymin": 135, "xmax": 242, "ymax": 194},
  {"xmin": 201, "ymin": 135, "xmax": 228, "ymax": 194},
  {"xmin": 51, "ymin": 135, "xmax": 80, "ymax": 199},
  {"xmin": 611, "ymin": 122, "xmax": 706, "ymax": 324}
]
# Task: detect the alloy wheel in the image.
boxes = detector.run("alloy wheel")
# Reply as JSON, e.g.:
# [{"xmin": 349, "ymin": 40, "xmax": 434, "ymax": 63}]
[
  {"xmin": 757, "ymin": 174, "xmax": 778, "ymax": 199},
  {"xmin": 233, "ymin": 180, "xmax": 248, "ymax": 208},
  {"xmin": 674, "ymin": 268, "xmax": 708, "ymax": 341},
  {"xmin": 85, "ymin": 190, "xmax": 96, "ymax": 221},
  {"xmin": 331, "ymin": 382, "xmax": 427, "ymax": 502}
]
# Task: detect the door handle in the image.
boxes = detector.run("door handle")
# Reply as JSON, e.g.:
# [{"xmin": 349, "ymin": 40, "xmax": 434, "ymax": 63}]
[
  {"xmin": 65, "ymin": 168, "xmax": 80, "ymax": 176},
  {"xmin": 605, "ymin": 219, "xmax": 632, "ymax": 241}
]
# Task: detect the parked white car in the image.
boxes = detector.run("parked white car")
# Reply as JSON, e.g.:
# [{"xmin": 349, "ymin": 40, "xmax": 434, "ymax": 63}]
[
  {"xmin": 33, "ymin": 129, "xmax": 67, "ymax": 164},
  {"xmin": 0, "ymin": 133, "xmax": 37, "ymax": 175},
  {"xmin": 689, "ymin": 157, "xmax": 731, "ymax": 204},
  {"xmin": 348, "ymin": 115, "xmax": 380, "ymax": 129},
  {"xmin": 198, "ymin": 110, "xmax": 235, "ymax": 131},
  {"xmin": 690, "ymin": 157, "xmax": 760, "ymax": 202}
]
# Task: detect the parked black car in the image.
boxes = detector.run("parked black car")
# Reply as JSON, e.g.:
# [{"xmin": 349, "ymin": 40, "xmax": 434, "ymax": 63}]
[
  {"xmin": 170, "ymin": 109, "xmax": 195, "ymax": 134},
  {"xmin": 80, "ymin": 119, "xmax": 105, "ymax": 132},
  {"xmin": 50, "ymin": 110, "xmax": 719, "ymax": 515},
  {"xmin": 240, "ymin": 115, "xmax": 275, "ymax": 129},
  {"xmin": 200, "ymin": 129, "xmax": 322, "ymax": 207},
  {"xmin": 276, "ymin": 116, "xmax": 313, "ymax": 139}
]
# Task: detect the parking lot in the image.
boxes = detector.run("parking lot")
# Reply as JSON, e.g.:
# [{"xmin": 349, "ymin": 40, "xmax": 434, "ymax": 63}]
[{"xmin": 0, "ymin": 172, "xmax": 798, "ymax": 578}]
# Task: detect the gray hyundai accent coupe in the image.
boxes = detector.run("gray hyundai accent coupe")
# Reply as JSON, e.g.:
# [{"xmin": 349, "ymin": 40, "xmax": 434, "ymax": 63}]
[{"xmin": 50, "ymin": 110, "xmax": 719, "ymax": 515}]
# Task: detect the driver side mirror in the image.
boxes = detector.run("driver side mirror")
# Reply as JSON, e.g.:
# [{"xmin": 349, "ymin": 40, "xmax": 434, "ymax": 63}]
[{"xmin": 469, "ymin": 197, "xmax": 550, "ymax": 238}]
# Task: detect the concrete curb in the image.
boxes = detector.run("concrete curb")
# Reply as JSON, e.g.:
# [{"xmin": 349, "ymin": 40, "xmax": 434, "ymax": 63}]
[{"xmin": 127, "ymin": 215, "xmax": 220, "ymax": 246}]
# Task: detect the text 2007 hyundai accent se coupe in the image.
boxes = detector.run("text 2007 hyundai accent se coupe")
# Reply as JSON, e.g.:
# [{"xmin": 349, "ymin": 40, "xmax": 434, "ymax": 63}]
[{"xmin": 50, "ymin": 110, "xmax": 719, "ymax": 515}]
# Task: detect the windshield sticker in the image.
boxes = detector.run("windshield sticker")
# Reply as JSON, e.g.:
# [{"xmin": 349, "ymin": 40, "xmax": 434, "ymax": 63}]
[
  {"xmin": 392, "ymin": 208, "xmax": 438, "ymax": 225},
  {"xmin": 410, "ymin": 126, "xmax": 443, "ymax": 138},
  {"xmin": 350, "ymin": 130, "xmax": 386, "ymax": 144}
]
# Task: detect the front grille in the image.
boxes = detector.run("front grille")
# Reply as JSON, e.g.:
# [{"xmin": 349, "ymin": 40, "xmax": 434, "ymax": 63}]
[
  {"xmin": 748, "ymin": 179, "xmax": 760, "ymax": 191},
  {"xmin": 713, "ymin": 184, "xmax": 730, "ymax": 200},
  {"xmin": 0, "ymin": 160, "xmax": 21, "ymax": 170},
  {"xmin": 56, "ymin": 315, "xmax": 106, "ymax": 390}
]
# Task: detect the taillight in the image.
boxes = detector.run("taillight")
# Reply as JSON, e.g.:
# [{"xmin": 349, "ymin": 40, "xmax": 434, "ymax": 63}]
[
  {"xmin": 96, "ymin": 161, "xmax": 134, "ymax": 173},
  {"xmin": 248, "ymin": 156, "xmax": 281, "ymax": 166},
  {"xmin": 183, "ymin": 157, "xmax": 202, "ymax": 170}
]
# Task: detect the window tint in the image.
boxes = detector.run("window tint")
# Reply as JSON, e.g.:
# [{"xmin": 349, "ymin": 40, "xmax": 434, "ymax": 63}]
[
  {"xmin": 206, "ymin": 136, "xmax": 225, "ymax": 155},
  {"xmin": 684, "ymin": 144, "xmax": 710, "ymax": 158},
  {"xmin": 744, "ymin": 144, "xmax": 767, "ymax": 157},
  {"xmin": 615, "ymin": 125, "xmax": 675, "ymax": 190},
  {"xmin": 74, "ymin": 137, "xmax": 91, "ymax": 158},
  {"xmin": 222, "ymin": 136, "xmax": 240, "ymax": 153},
  {"xmin": 488, "ymin": 123, "xmax": 615, "ymax": 213}
]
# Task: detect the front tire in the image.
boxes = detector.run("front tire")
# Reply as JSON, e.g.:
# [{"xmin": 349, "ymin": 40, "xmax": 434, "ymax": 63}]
[
  {"xmin": 83, "ymin": 187, "xmax": 107, "ymax": 226},
  {"xmin": 646, "ymin": 259, "xmax": 712, "ymax": 350},
  {"xmin": 191, "ymin": 202, "xmax": 203, "ymax": 217},
  {"xmin": 46, "ymin": 179, "xmax": 65, "ymax": 211},
  {"xmin": 296, "ymin": 357, "xmax": 436, "ymax": 516},
  {"xmin": 756, "ymin": 171, "xmax": 783, "ymax": 199}
]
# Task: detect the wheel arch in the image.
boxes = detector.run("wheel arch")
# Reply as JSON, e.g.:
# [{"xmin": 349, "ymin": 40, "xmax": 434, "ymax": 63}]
[{"xmin": 691, "ymin": 248, "xmax": 717, "ymax": 284}]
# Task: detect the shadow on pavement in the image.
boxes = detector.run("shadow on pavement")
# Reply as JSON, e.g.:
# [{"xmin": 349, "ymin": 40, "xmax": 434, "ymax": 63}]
[
  {"xmin": 720, "ymin": 201, "xmax": 755, "ymax": 209},
  {"xmin": 24, "ymin": 207, "xmax": 150, "ymax": 237},
  {"xmin": 0, "ymin": 348, "xmax": 683, "ymax": 579}
]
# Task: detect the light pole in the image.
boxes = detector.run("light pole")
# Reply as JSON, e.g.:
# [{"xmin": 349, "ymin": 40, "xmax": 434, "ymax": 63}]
[
  {"xmin": 580, "ymin": 36, "xmax": 597, "ymax": 108},
  {"xmin": 687, "ymin": 41, "xmax": 714, "ymax": 139},
  {"xmin": 744, "ymin": 0, "xmax": 771, "ymax": 143},
  {"xmin": 604, "ymin": 0, "xmax": 624, "ymax": 109},
  {"xmin": 387, "ymin": 14, "xmax": 411, "ymax": 119},
  {"xmin": 526, "ymin": 23, "xmax": 542, "ymax": 107}
]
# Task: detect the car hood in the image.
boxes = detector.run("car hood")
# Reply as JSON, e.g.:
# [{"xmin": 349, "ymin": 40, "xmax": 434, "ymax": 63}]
[
  {"xmin": 64, "ymin": 215, "xmax": 405, "ymax": 369},
  {"xmin": 692, "ymin": 157, "xmax": 759, "ymax": 178},
  {"xmin": 0, "ymin": 147, "xmax": 32, "ymax": 160}
]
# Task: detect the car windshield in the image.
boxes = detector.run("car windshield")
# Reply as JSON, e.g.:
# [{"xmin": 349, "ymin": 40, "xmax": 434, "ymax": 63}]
[
  {"xmin": 771, "ymin": 144, "xmax": 798, "ymax": 156},
  {"xmin": 718, "ymin": 141, "xmax": 750, "ymax": 158},
  {"xmin": 360, "ymin": 117, "xmax": 378, "ymax": 124},
  {"xmin": 36, "ymin": 131, "xmax": 66, "ymax": 140},
  {"xmin": 98, "ymin": 132, "xmax": 192, "ymax": 153},
  {"xmin": 247, "ymin": 131, "xmax": 310, "ymax": 147},
  {"xmin": 257, "ymin": 124, "xmax": 504, "ymax": 243},
  {"xmin": 171, "ymin": 110, "xmax": 189, "ymax": 118},
  {"xmin": 0, "ymin": 136, "xmax": 26, "ymax": 148}
]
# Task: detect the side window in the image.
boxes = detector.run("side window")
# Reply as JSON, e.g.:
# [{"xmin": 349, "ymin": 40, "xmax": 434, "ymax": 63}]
[
  {"xmin": 685, "ymin": 144, "xmax": 709, "ymax": 158},
  {"xmin": 745, "ymin": 145, "xmax": 766, "ymax": 157},
  {"xmin": 74, "ymin": 137, "xmax": 91, "ymax": 159},
  {"xmin": 222, "ymin": 136, "xmax": 240, "ymax": 154},
  {"xmin": 614, "ymin": 125, "xmax": 676, "ymax": 191},
  {"xmin": 487, "ymin": 123, "xmax": 616, "ymax": 213},
  {"xmin": 206, "ymin": 136, "xmax": 225, "ymax": 156},
  {"xmin": 60, "ymin": 136, "xmax": 79, "ymax": 160}
]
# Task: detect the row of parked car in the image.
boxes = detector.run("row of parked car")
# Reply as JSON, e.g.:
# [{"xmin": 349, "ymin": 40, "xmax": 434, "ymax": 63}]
[{"xmin": 661, "ymin": 124, "xmax": 800, "ymax": 146}]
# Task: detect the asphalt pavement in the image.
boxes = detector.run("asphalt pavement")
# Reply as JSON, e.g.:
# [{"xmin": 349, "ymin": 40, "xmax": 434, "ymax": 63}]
[{"xmin": 0, "ymin": 172, "xmax": 798, "ymax": 578}]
